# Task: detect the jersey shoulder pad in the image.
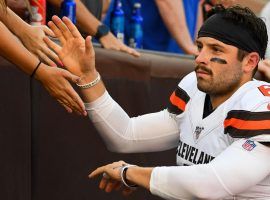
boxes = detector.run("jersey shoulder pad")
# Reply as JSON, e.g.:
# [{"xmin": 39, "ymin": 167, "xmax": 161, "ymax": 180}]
[
  {"xmin": 177, "ymin": 71, "xmax": 198, "ymax": 96},
  {"xmin": 239, "ymin": 80, "xmax": 270, "ymax": 110},
  {"xmin": 167, "ymin": 72, "xmax": 197, "ymax": 115},
  {"xmin": 224, "ymin": 80, "xmax": 270, "ymax": 141}
]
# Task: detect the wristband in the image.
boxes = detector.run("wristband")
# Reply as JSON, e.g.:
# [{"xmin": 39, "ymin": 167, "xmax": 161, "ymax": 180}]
[
  {"xmin": 30, "ymin": 61, "xmax": 42, "ymax": 78},
  {"xmin": 76, "ymin": 73, "xmax": 101, "ymax": 89},
  {"xmin": 120, "ymin": 164, "xmax": 138, "ymax": 188}
]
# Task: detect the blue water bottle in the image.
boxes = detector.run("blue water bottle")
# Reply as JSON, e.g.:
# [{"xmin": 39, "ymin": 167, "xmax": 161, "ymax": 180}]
[
  {"xmin": 110, "ymin": 0, "xmax": 125, "ymax": 42},
  {"xmin": 61, "ymin": 0, "xmax": 76, "ymax": 24},
  {"xmin": 129, "ymin": 2, "xmax": 143, "ymax": 48}
]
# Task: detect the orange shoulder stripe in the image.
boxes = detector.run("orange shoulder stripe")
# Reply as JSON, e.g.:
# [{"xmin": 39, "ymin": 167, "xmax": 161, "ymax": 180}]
[
  {"xmin": 224, "ymin": 118, "xmax": 270, "ymax": 130},
  {"xmin": 170, "ymin": 91, "xmax": 186, "ymax": 112}
]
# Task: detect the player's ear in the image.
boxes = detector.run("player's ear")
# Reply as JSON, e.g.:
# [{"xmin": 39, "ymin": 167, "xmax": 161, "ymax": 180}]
[{"xmin": 242, "ymin": 52, "xmax": 260, "ymax": 74}]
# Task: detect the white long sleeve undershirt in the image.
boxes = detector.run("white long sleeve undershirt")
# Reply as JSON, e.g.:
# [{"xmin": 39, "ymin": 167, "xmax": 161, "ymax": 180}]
[
  {"xmin": 150, "ymin": 139, "xmax": 270, "ymax": 200},
  {"xmin": 85, "ymin": 91, "xmax": 270, "ymax": 199},
  {"xmin": 85, "ymin": 91, "xmax": 180, "ymax": 153}
]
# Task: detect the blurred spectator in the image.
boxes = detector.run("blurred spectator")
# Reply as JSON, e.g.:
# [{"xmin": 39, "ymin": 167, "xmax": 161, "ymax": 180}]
[
  {"xmin": 233, "ymin": 0, "xmax": 266, "ymax": 14},
  {"xmin": 200, "ymin": 0, "xmax": 236, "ymax": 20},
  {"xmin": 261, "ymin": 1, "xmax": 270, "ymax": 59},
  {"xmin": 47, "ymin": 0, "xmax": 139, "ymax": 57},
  {"xmin": 102, "ymin": 0, "xmax": 111, "ymax": 19},
  {"xmin": 6, "ymin": 0, "xmax": 30, "ymax": 20},
  {"xmin": 211, "ymin": 0, "xmax": 236, "ymax": 7},
  {"xmin": 104, "ymin": 0, "xmax": 200, "ymax": 55},
  {"xmin": 201, "ymin": 0, "xmax": 267, "ymax": 16},
  {"xmin": 258, "ymin": 59, "xmax": 270, "ymax": 81},
  {"xmin": 258, "ymin": 1, "xmax": 270, "ymax": 81},
  {"xmin": 1, "ymin": 6, "xmax": 59, "ymax": 65},
  {"xmin": 80, "ymin": 0, "xmax": 102, "ymax": 20}
]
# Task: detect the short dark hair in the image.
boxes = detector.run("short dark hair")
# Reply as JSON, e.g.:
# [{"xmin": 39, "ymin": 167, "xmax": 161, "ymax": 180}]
[
  {"xmin": 237, "ymin": 49, "xmax": 248, "ymax": 61},
  {"xmin": 207, "ymin": 4, "xmax": 268, "ymax": 75},
  {"xmin": 237, "ymin": 49, "xmax": 257, "ymax": 76}
]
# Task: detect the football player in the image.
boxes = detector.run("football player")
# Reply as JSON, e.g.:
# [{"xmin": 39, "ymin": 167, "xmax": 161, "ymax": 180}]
[{"xmin": 45, "ymin": 5, "xmax": 270, "ymax": 199}]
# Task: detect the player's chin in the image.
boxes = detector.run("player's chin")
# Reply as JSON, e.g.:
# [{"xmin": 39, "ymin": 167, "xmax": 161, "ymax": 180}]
[{"xmin": 197, "ymin": 81, "xmax": 212, "ymax": 93}]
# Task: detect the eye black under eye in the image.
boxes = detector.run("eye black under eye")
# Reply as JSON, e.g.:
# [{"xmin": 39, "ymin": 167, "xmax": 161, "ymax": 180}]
[{"xmin": 210, "ymin": 57, "xmax": 227, "ymax": 64}]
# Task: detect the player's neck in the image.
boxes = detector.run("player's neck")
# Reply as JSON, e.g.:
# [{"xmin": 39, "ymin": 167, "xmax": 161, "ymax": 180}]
[
  {"xmin": 210, "ymin": 77, "xmax": 251, "ymax": 109},
  {"xmin": 210, "ymin": 95, "xmax": 230, "ymax": 109},
  {"xmin": 210, "ymin": 85, "xmax": 242, "ymax": 109}
]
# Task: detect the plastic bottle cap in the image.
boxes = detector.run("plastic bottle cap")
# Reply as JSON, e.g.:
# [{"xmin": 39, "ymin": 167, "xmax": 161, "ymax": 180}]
[{"xmin": 134, "ymin": 3, "xmax": 141, "ymax": 8}]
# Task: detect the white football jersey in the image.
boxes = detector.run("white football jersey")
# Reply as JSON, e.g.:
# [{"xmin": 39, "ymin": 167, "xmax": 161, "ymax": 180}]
[{"xmin": 168, "ymin": 72, "xmax": 270, "ymax": 199}]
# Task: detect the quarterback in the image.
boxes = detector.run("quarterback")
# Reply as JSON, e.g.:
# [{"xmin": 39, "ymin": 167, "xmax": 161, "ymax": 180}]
[{"xmin": 45, "ymin": 4, "xmax": 270, "ymax": 200}]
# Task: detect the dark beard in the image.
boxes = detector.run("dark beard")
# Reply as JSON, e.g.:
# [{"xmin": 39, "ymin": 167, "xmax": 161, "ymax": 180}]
[{"xmin": 197, "ymin": 72, "xmax": 242, "ymax": 96}]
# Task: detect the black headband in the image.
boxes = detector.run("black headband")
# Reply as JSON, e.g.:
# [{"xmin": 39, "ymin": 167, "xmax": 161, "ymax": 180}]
[{"xmin": 198, "ymin": 13, "xmax": 264, "ymax": 58}]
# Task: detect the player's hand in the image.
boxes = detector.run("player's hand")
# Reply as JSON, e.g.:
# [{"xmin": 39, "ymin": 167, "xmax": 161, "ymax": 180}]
[
  {"xmin": 35, "ymin": 63, "xmax": 87, "ymax": 116},
  {"xmin": 89, "ymin": 160, "xmax": 137, "ymax": 196},
  {"xmin": 96, "ymin": 175, "xmax": 136, "ymax": 196},
  {"xmin": 44, "ymin": 16, "xmax": 96, "ymax": 78},
  {"xmin": 89, "ymin": 160, "xmax": 127, "ymax": 181},
  {"xmin": 99, "ymin": 32, "xmax": 140, "ymax": 57}
]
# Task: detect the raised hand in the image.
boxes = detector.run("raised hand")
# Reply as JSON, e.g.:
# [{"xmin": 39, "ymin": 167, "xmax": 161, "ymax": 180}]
[
  {"xmin": 35, "ymin": 64, "xmax": 87, "ymax": 116},
  {"xmin": 100, "ymin": 32, "xmax": 140, "ymax": 57},
  {"xmin": 44, "ymin": 16, "xmax": 96, "ymax": 78},
  {"xmin": 45, "ymin": 16, "xmax": 106, "ymax": 103},
  {"xmin": 19, "ymin": 25, "xmax": 61, "ymax": 66}
]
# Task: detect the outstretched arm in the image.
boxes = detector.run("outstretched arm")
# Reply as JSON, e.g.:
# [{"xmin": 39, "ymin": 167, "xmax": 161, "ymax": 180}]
[
  {"xmin": 0, "ymin": 21, "xmax": 86, "ymax": 115},
  {"xmin": 47, "ymin": 0, "xmax": 140, "ymax": 57},
  {"xmin": 0, "ymin": 7, "xmax": 60, "ymax": 65},
  {"xmin": 44, "ymin": 16, "xmax": 180, "ymax": 152},
  {"xmin": 89, "ymin": 139, "xmax": 270, "ymax": 199},
  {"xmin": 155, "ymin": 0, "xmax": 198, "ymax": 55},
  {"xmin": 44, "ymin": 15, "xmax": 108, "ymax": 102}
]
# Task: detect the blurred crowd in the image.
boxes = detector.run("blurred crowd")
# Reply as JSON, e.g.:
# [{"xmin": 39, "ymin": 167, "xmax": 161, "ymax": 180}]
[{"xmin": 4, "ymin": 0, "xmax": 270, "ymax": 56}]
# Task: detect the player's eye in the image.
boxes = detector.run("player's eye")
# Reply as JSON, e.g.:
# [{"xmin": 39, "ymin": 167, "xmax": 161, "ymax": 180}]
[
  {"xmin": 212, "ymin": 46, "xmax": 223, "ymax": 53},
  {"xmin": 197, "ymin": 44, "xmax": 202, "ymax": 52}
]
